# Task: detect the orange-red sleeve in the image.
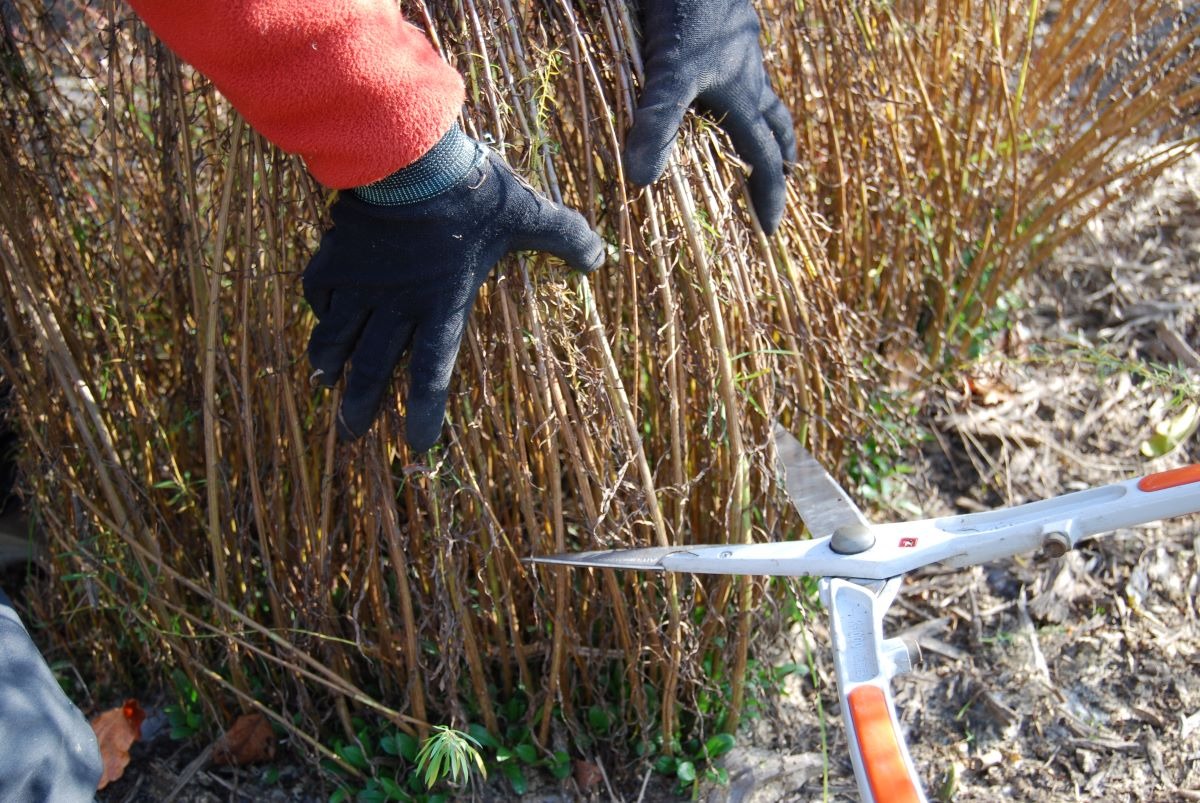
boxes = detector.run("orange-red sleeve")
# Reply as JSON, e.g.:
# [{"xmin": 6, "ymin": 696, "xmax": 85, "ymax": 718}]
[{"xmin": 125, "ymin": 0, "xmax": 465, "ymax": 188}]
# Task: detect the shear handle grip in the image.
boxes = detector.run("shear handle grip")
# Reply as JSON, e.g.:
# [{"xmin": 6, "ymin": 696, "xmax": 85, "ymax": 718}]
[
  {"xmin": 1138, "ymin": 464, "xmax": 1200, "ymax": 493},
  {"xmin": 845, "ymin": 683, "xmax": 924, "ymax": 803},
  {"xmin": 824, "ymin": 578, "xmax": 928, "ymax": 803}
]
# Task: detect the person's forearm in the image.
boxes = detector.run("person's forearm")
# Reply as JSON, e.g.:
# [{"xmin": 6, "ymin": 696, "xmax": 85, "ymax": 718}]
[{"xmin": 125, "ymin": 0, "xmax": 465, "ymax": 188}]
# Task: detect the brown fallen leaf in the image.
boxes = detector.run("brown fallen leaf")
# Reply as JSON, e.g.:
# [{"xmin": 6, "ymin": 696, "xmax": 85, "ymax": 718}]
[
  {"xmin": 91, "ymin": 699, "xmax": 145, "ymax": 790},
  {"xmin": 212, "ymin": 712, "xmax": 276, "ymax": 766},
  {"xmin": 573, "ymin": 759, "xmax": 603, "ymax": 790},
  {"xmin": 964, "ymin": 373, "xmax": 1014, "ymax": 406}
]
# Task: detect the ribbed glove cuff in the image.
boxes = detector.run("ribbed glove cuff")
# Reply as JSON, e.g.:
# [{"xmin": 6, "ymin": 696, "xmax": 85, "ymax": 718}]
[{"xmin": 352, "ymin": 124, "xmax": 484, "ymax": 206}]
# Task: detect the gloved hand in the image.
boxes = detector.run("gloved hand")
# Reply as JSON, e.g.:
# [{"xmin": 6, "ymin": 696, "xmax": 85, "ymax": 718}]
[
  {"xmin": 624, "ymin": 0, "xmax": 797, "ymax": 234},
  {"xmin": 304, "ymin": 126, "xmax": 604, "ymax": 451}
]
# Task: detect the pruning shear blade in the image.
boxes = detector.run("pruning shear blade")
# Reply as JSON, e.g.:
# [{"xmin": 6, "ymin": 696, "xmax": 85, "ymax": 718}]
[
  {"xmin": 525, "ymin": 545, "xmax": 693, "ymax": 571},
  {"xmin": 774, "ymin": 423, "xmax": 870, "ymax": 537}
]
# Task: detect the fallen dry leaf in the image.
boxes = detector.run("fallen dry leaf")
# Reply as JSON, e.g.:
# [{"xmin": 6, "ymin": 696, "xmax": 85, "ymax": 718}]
[
  {"xmin": 964, "ymin": 373, "xmax": 1014, "ymax": 407},
  {"xmin": 212, "ymin": 712, "xmax": 276, "ymax": 766},
  {"xmin": 573, "ymin": 759, "xmax": 603, "ymax": 790},
  {"xmin": 91, "ymin": 699, "xmax": 145, "ymax": 790}
]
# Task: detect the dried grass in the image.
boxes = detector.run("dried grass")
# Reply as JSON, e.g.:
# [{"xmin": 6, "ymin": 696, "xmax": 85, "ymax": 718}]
[{"xmin": 0, "ymin": 0, "xmax": 1196, "ymax": 775}]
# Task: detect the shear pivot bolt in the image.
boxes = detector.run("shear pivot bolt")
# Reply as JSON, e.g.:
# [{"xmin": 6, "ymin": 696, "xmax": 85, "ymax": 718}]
[
  {"xmin": 1042, "ymin": 531, "xmax": 1071, "ymax": 558},
  {"xmin": 830, "ymin": 523, "xmax": 875, "ymax": 555}
]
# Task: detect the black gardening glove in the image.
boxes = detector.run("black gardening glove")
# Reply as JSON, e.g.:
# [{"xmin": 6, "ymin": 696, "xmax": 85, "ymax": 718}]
[
  {"xmin": 624, "ymin": 0, "xmax": 797, "ymax": 234},
  {"xmin": 304, "ymin": 125, "xmax": 604, "ymax": 451}
]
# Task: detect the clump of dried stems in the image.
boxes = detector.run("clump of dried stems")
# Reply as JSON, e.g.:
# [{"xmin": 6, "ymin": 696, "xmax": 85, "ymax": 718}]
[{"xmin": 0, "ymin": 0, "xmax": 1196, "ymax": 775}]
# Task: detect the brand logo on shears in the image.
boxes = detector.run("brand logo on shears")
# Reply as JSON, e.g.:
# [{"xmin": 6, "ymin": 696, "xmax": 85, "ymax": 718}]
[{"xmin": 899, "ymin": 537, "xmax": 918, "ymax": 548}]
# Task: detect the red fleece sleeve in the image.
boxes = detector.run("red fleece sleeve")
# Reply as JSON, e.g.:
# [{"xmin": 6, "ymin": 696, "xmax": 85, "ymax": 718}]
[{"xmin": 125, "ymin": 0, "xmax": 465, "ymax": 188}]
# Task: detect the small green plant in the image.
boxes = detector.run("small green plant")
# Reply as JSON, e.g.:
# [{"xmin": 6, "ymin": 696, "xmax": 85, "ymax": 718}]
[
  {"xmin": 979, "ymin": 630, "xmax": 1015, "ymax": 647},
  {"xmin": 414, "ymin": 726, "xmax": 486, "ymax": 790},
  {"xmin": 163, "ymin": 669, "xmax": 204, "ymax": 740},
  {"xmin": 151, "ymin": 471, "xmax": 205, "ymax": 511},
  {"xmin": 652, "ymin": 732, "xmax": 737, "ymax": 796},
  {"xmin": 1031, "ymin": 343, "xmax": 1199, "ymax": 404},
  {"xmin": 324, "ymin": 703, "xmax": 578, "ymax": 802}
]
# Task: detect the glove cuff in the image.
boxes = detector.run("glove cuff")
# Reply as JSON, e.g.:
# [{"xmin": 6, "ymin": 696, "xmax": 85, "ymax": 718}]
[{"xmin": 352, "ymin": 124, "xmax": 485, "ymax": 206}]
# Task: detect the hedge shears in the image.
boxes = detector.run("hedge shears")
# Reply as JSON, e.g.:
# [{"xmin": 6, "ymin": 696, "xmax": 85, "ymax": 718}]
[{"xmin": 530, "ymin": 425, "xmax": 1200, "ymax": 803}]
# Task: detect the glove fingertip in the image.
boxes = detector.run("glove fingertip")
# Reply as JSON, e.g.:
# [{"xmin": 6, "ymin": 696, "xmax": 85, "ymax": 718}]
[
  {"xmin": 404, "ymin": 405, "xmax": 445, "ymax": 453},
  {"xmin": 756, "ymin": 184, "xmax": 787, "ymax": 236},
  {"xmin": 335, "ymin": 406, "xmax": 369, "ymax": 442},
  {"xmin": 550, "ymin": 207, "xmax": 607, "ymax": 274},
  {"xmin": 761, "ymin": 207, "xmax": 784, "ymax": 236},
  {"xmin": 573, "ymin": 231, "xmax": 606, "ymax": 274},
  {"xmin": 623, "ymin": 117, "xmax": 677, "ymax": 187},
  {"xmin": 307, "ymin": 347, "xmax": 348, "ymax": 387},
  {"xmin": 336, "ymin": 380, "xmax": 390, "ymax": 442},
  {"xmin": 309, "ymin": 367, "xmax": 340, "ymax": 389},
  {"xmin": 622, "ymin": 141, "xmax": 670, "ymax": 188},
  {"xmin": 624, "ymin": 86, "xmax": 691, "ymax": 186},
  {"xmin": 405, "ymin": 428, "xmax": 439, "ymax": 454},
  {"xmin": 582, "ymin": 242, "xmax": 605, "ymax": 274},
  {"xmin": 511, "ymin": 204, "xmax": 607, "ymax": 274}
]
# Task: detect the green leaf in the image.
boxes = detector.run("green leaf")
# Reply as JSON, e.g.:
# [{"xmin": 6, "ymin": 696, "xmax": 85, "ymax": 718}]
[
  {"xmin": 378, "ymin": 777, "xmax": 408, "ymax": 801},
  {"xmin": 467, "ymin": 723, "xmax": 498, "ymax": 750},
  {"xmin": 1141, "ymin": 402, "xmax": 1200, "ymax": 458},
  {"xmin": 676, "ymin": 760, "xmax": 697, "ymax": 783},
  {"xmin": 329, "ymin": 789, "xmax": 351, "ymax": 803},
  {"xmin": 653, "ymin": 755, "xmax": 677, "ymax": 775},
  {"xmin": 397, "ymin": 733, "xmax": 419, "ymax": 762},
  {"xmin": 514, "ymin": 743, "xmax": 538, "ymax": 764},
  {"xmin": 501, "ymin": 762, "xmax": 528, "ymax": 794},
  {"xmin": 495, "ymin": 746, "xmax": 515, "ymax": 763},
  {"xmin": 774, "ymin": 662, "xmax": 802, "ymax": 679},
  {"xmin": 700, "ymin": 763, "xmax": 729, "ymax": 782},
  {"xmin": 504, "ymin": 724, "xmax": 530, "ymax": 745},
  {"xmin": 337, "ymin": 744, "xmax": 369, "ymax": 772},
  {"xmin": 550, "ymin": 752, "xmax": 572, "ymax": 780},
  {"xmin": 704, "ymin": 733, "xmax": 736, "ymax": 759},
  {"xmin": 357, "ymin": 787, "xmax": 387, "ymax": 803},
  {"xmin": 502, "ymin": 697, "xmax": 527, "ymax": 721},
  {"xmin": 380, "ymin": 732, "xmax": 419, "ymax": 762},
  {"xmin": 587, "ymin": 705, "xmax": 611, "ymax": 733},
  {"xmin": 321, "ymin": 758, "xmax": 348, "ymax": 778}
]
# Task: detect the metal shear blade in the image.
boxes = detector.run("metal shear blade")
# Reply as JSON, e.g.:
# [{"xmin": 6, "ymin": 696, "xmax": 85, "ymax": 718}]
[
  {"xmin": 773, "ymin": 423, "xmax": 870, "ymax": 537},
  {"xmin": 526, "ymin": 545, "xmax": 694, "ymax": 571}
]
